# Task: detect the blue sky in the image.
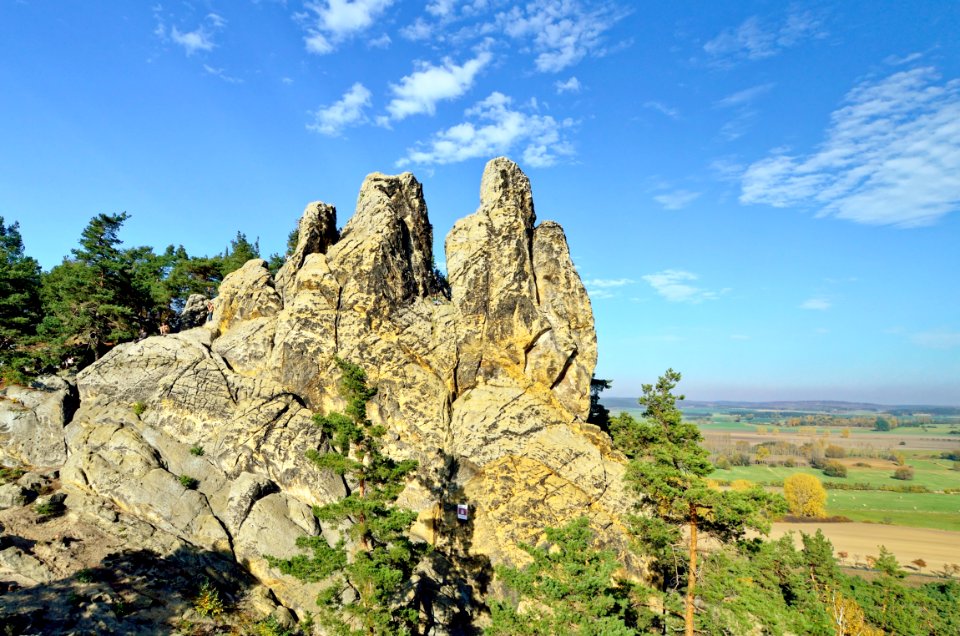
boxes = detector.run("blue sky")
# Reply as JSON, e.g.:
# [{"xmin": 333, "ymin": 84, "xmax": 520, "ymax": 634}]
[{"xmin": 2, "ymin": 1, "xmax": 959, "ymax": 404}]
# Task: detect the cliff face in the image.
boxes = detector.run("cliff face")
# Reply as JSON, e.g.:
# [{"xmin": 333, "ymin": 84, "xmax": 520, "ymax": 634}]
[{"xmin": 1, "ymin": 158, "xmax": 630, "ymax": 626}]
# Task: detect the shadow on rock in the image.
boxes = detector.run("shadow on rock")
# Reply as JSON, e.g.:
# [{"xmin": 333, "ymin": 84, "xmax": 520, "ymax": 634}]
[
  {"xmin": 414, "ymin": 453, "xmax": 492, "ymax": 636},
  {"xmin": 0, "ymin": 544, "xmax": 256, "ymax": 635}
]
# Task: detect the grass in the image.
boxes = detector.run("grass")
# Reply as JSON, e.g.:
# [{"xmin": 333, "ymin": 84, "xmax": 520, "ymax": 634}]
[
  {"xmin": 715, "ymin": 460, "xmax": 956, "ymax": 492},
  {"xmin": 825, "ymin": 490, "xmax": 960, "ymax": 531}
]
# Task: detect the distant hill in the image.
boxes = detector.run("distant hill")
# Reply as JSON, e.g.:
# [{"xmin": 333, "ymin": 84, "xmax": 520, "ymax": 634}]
[{"xmin": 600, "ymin": 397, "xmax": 960, "ymax": 416}]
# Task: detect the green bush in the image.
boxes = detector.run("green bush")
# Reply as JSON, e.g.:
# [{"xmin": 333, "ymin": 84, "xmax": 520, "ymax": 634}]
[
  {"xmin": 0, "ymin": 466, "xmax": 25, "ymax": 484},
  {"xmin": 193, "ymin": 578, "xmax": 223, "ymax": 618},
  {"xmin": 34, "ymin": 500, "xmax": 63, "ymax": 518},
  {"xmin": 823, "ymin": 461, "xmax": 848, "ymax": 478},
  {"xmin": 132, "ymin": 401, "xmax": 147, "ymax": 416},
  {"xmin": 178, "ymin": 475, "xmax": 199, "ymax": 490},
  {"xmin": 189, "ymin": 445, "xmax": 205, "ymax": 456},
  {"xmin": 892, "ymin": 466, "xmax": 914, "ymax": 480}
]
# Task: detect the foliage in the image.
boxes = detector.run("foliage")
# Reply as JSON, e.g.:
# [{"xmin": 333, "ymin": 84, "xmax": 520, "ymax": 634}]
[
  {"xmin": 784, "ymin": 473, "xmax": 827, "ymax": 517},
  {"xmin": 893, "ymin": 465, "xmax": 915, "ymax": 480},
  {"xmin": 698, "ymin": 528, "xmax": 960, "ymax": 636},
  {"xmin": 0, "ymin": 218, "xmax": 43, "ymax": 384},
  {"xmin": 190, "ymin": 445, "xmax": 205, "ymax": 456},
  {"xmin": 38, "ymin": 213, "xmax": 142, "ymax": 365},
  {"xmin": 822, "ymin": 460, "xmax": 847, "ymax": 478},
  {"xmin": 132, "ymin": 401, "xmax": 147, "ymax": 416},
  {"xmin": 488, "ymin": 517, "xmax": 651, "ymax": 635},
  {"xmin": 0, "ymin": 466, "xmax": 26, "ymax": 484},
  {"xmin": 615, "ymin": 369, "xmax": 786, "ymax": 635},
  {"xmin": 268, "ymin": 358, "xmax": 423, "ymax": 636},
  {"xmin": 193, "ymin": 578, "xmax": 224, "ymax": 618},
  {"xmin": 588, "ymin": 376, "xmax": 612, "ymax": 432},
  {"xmin": 34, "ymin": 500, "xmax": 64, "ymax": 518},
  {"xmin": 178, "ymin": 475, "xmax": 199, "ymax": 490}
]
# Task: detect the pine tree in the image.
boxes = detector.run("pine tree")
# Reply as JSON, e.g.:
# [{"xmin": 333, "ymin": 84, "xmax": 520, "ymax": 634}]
[
  {"xmin": 38, "ymin": 213, "xmax": 141, "ymax": 365},
  {"xmin": 488, "ymin": 517, "xmax": 651, "ymax": 635},
  {"xmin": 268, "ymin": 358, "xmax": 423, "ymax": 636},
  {"xmin": 0, "ymin": 218, "xmax": 43, "ymax": 383},
  {"xmin": 615, "ymin": 369, "xmax": 786, "ymax": 636}
]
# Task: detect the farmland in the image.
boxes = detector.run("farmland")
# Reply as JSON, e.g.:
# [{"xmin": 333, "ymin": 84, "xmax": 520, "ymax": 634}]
[{"xmin": 603, "ymin": 398, "xmax": 960, "ymax": 567}]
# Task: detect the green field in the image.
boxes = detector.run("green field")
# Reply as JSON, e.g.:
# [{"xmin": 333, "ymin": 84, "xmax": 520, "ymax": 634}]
[
  {"xmin": 714, "ymin": 461, "xmax": 959, "ymax": 492},
  {"xmin": 823, "ymin": 490, "xmax": 960, "ymax": 531}
]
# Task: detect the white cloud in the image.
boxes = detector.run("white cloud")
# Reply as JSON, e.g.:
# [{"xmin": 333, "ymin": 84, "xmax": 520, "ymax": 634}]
[
  {"xmin": 909, "ymin": 330, "xmax": 960, "ymax": 349},
  {"xmin": 302, "ymin": 0, "xmax": 394, "ymax": 54},
  {"xmin": 555, "ymin": 76, "xmax": 581, "ymax": 94},
  {"xmin": 584, "ymin": 278, "xmax": 634, "ymax": 288},
  {"xmin": 498, "ymin": 1, "xmax": 625, "ymax": 72},
  {"xmin": 203, "ymin": 65, "xmax": 242, "ymax": 84},
  {"xmin": 654, "ymin": 190, "xmax": 701, "ymax": 210},
  {"xmin": 741, "ymin": 67, "xmax": 960, "ymax": 227},
  {"xmin": 307, "ymin": 82, "xmax": 372, "ymax": 136},
  {"xmin": 715, "ymin": 83, "xmax": 774, "ymax": 108},
  {"xmin": 398, "ymin": 92, "xmax": 575, "ymax": 167},
  {"xmin": 368, "ymin": 33, "xmax": 391, "ymax": 48},
  {"xmin": 165, "ymin": 13, "xmax": 226, "ymax": 56},
  {"xmin": 171, "ymin": 26, "xmax": 215, "ymax": 55},
  {"xmin": 704, "ymin": 11, "xmax": 822, "ymax": 65},
  {"xmin": 426, "ymin": 0, "xmax": 456, "ymax": 17},
  {"xmin": 386, "ymin": 51, "xmax": 491, "ymax": 120},
  {"xmin": 400, "ymin": 17, "xmax": 433, "ymax": 41},
  {"xmin": 643, "ymin": 101, "xmax": 679, "ymax": 119},
  {"xmin": 642, "ymin": 270, "xmax": 723, "ymax": 303},
  {"xmin": 800, "ymin": 298, "xmax": 831, "ymax": 310}
]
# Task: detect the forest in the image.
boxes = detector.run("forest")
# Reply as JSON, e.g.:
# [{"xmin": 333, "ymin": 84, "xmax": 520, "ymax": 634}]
[{"xmin": 0, "ymin": 214, "xmax": 291, "ymax": 384}]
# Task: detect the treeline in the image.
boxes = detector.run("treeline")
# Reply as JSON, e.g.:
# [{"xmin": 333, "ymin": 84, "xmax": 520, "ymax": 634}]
[{"xmin": 0, "ymin": 214, "xmax": 292, "ymax": 384}]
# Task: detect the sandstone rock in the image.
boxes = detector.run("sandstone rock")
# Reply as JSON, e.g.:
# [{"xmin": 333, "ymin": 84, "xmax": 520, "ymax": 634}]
[
  {"xmin": 0, "ymin": 375, "xmax": 77, "ymax": 467},
  {"xmin": 52, "ymin": 157, "xmax": 621, "ymax": 630},
  {"xmin": 235, "ymin": 492, "xmax": 327, "ymax": 616},
  {"xmin": 180, "ymin": 293, "xmax": 211, "ymax": 329},
  {"xmin": 213, "ymin": 259, "xmax": 282, "ymax": 335},
  {"xmin": 275, "ymin": 201, "xmax": 339, "ymax": 302},
  {"xmin": 0, "ymin": 546, "xmax": 55, "ymax": 585},
  {"xmin": 0, "ymin": 483, "xmax": 32, "ymax": 509}
]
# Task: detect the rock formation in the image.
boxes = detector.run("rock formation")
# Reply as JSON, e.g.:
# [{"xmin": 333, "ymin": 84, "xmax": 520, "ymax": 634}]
[{"xmin": 0, "ymin": 158, "xmax": 630, "ymax": 632}]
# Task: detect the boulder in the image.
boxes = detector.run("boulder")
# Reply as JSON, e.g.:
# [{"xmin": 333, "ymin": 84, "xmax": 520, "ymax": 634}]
[
  {"xmin": 0, "ymin": 375, "xmax": 77, "ymax": 468},
  {"xmin": 180, "ymin": 293, "xmax": 211, "ymax": 329}
]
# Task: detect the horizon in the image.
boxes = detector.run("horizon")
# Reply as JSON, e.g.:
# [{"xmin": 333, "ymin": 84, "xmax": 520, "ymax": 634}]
[{"xmin": 2, "ymin": 2, "xmax": 958, "ymax": 405}]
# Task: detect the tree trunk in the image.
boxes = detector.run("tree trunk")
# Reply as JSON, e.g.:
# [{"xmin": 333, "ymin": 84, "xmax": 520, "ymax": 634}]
[{"xmin": 686, "ymin": 507, "xmax": 698, "ymax": 636}]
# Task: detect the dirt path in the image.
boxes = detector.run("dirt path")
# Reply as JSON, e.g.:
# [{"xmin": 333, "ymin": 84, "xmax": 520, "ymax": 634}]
[{"xmin": 770, "ymin": 522, "xmax": 960, "ymax": 575}]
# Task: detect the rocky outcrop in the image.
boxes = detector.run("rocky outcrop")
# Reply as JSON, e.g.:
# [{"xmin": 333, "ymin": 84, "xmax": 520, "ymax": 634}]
[
  {"xmin": 4, "ymin": 158, "xmax": 626, "ymax": 629},
  {"xmin": 0, "ymin": 375, "xmax": 77, "ymax": 468}
]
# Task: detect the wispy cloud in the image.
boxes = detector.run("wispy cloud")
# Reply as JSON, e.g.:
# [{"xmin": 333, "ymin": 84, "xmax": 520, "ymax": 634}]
[
  {"xmin": 555, "ymin": 77, "xmax": 582, "ymax": 94},
  {"xmin": 654, "ymin": 190, "xmax": 701, "ymax": 210},
  {"xmin": 166, "ymin": 14, "xmax": 225, "ymax": 55},
  {"xmin": 715, "ymin": 83, "xmax": 774, "ymax": 108},
  {"xmin": 730, "ymin": 334, "xmax": 751, "ymax": 341},
  {"xmin": 386, "ymin": 51, "xmax": 491, "ymax": 121},
  {"xmin": 643, "ymin": 101, "xmax": 679, "ymax": 119},
  {"xmin": 398, "ymin": 92, "xmax": 575, "ymax": 167},
  {"xmin": 301, "ymin": 0, "xmax": 394, "ymax": 54},
  {"xmin": 585, "ymin": 277, "xmax": 634, "ymax": 300},
  {"xmin": 307, "ymin": 82, "xmax": 371, "ymax": 136},
  {"xmin": 203, "ymin": 65, "xmax": 242, "ymax": 84},
  {"xmin": 741, "ymin": 66, "xmax": 960, "ymax": 227},
  {"xmin": 704, "ymin": 11, "xmax": 823, "ymax": 65},
  {"xmin": 800, "ymin": 298, "xmax": 831, "ymax": 310},
  {"xmin": 584, "ymin": 278, "xmax": 635, "ymax": 288},
  {"xmin": 642, "ymin": 270, "xmax": 725, "ymax": 303},
  {"xmin": 909, "ymin": 330, "xmax": 960, "ymax": 349},
  {"xmin": 497, "ymin": 1, "xmax": 627, "ymax": 72}
]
